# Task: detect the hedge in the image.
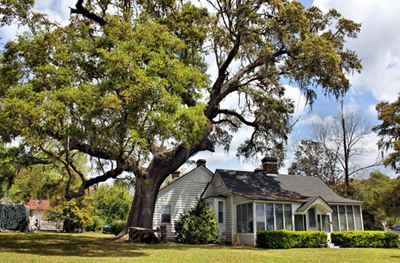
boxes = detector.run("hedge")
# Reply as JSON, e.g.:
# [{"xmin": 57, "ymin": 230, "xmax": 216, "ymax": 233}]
[
  {"xmin": 257, "ymin": 230, "xmax": 327, "ymax": 249},
  {"xmin": 331, "ymin": 231, "xmax": 400, "ymax": 248}
]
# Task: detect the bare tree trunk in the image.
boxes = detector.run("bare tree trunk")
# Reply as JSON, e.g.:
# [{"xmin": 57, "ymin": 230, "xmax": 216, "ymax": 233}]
[{"xmin": 340, "ymin": 99, "xmax": 350, "ymax": 196}]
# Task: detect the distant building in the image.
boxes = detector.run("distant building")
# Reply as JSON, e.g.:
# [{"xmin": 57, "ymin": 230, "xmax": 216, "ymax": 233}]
[{"xmin": 25, "ymin": 199, "xmax": 61, "ymax": 231}]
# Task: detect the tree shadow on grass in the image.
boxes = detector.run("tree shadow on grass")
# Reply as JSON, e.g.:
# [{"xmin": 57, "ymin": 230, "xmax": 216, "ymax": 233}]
[
  {"xmin": 0, "ymin": 232, "xmax": 147, "ymax": 258},
  {"xmin": 0, "ymin": 232, "xmax": 256, "ymax": 258}
]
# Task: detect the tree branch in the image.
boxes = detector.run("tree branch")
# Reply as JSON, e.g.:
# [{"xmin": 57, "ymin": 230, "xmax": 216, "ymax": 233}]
[
  {"xmin": 71, "ymin": 0, "xmax": 106, "ymax": 26},
  {"xmin": 216, "ymin": 109, "xmax": 256, "ymax": 127}
]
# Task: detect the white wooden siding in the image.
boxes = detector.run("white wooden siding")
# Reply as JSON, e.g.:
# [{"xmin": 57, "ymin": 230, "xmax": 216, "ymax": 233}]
[{"xmin": 153, "ymin": 166, "xmax": 212, "ymax": 239}]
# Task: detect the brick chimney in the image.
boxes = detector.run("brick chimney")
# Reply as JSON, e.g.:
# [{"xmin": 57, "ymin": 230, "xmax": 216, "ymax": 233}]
[
  {"xmin": 256, "ymin": 157, "xmax": 278, "ymax": 174},
  {"xmin": 196, "ymin": 159, "xmax": 207, "ymax": 167}
]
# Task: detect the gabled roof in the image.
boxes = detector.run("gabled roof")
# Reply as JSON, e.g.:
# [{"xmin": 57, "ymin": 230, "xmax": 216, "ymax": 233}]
[
  {"xmin": 215, "ymin": 169, "xmax": 361, "ymax": 204},
  {"xmin": 296, "ymin": 196, "xmax": 333, "ymax": 214},
  {"xmin": 159, "ymin": 165, "xmax": 214, "ymax": 192}
]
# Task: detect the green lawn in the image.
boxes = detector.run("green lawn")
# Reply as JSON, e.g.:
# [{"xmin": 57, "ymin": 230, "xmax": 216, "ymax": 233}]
[{"xmin": 0, "ymin": 232, "xmax": 399, "ymax": 263}]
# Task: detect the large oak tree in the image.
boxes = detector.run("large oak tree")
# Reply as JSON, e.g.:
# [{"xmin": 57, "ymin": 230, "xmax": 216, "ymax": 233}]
[{"xmin": 0, "ymin": 0, "xmax": 361, "ymax": 235}]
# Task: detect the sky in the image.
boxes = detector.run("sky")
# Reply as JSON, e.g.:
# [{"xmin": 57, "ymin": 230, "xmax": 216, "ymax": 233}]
[{"xmin": 0, "ymin": 0, "xmax": 398, "ymax": 177}]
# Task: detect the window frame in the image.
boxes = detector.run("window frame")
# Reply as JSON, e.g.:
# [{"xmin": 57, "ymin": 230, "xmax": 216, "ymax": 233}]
[
  {"xmin": 217, "ymin": 200, "xmax": 224, "ymax": 224},
  {"xmin": 160, "ymin": 205, "xmax": 171, "ymax": 224}
]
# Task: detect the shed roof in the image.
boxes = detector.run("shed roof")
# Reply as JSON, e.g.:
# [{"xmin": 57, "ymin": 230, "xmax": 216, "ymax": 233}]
[{"xmin": 25, "ymin": 199, "xmax": 50, "ymax": 211}]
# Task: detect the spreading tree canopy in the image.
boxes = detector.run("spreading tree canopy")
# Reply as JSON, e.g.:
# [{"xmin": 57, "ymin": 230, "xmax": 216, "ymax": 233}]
[
  {"xmin": 375, "ymin": 98, "xmax": 400, "ymax": 171},
  {"xmin": 0, "ymin": 0, "xmax": 361, "ymax": 232}
]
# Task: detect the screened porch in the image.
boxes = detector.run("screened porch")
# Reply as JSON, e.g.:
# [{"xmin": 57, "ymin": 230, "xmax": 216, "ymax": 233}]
[{"xmin": 235, "ymin": 200, "xmax": 363, "ymax": 236}]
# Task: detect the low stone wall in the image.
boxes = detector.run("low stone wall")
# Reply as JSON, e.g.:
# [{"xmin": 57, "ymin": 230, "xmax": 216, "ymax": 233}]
[{"xmin": 0, "ymin": 204, "xmax": 29, "ymax": 231}]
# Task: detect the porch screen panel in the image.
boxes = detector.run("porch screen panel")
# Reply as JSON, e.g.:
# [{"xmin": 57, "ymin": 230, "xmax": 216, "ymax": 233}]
[
  {"xmin": 246, "ymin": 203, "xmax": 254, "ymax": 233},
  {"xmin": 339, "ymin": 205, "xmax": 347, "ymax": 231},
  {"xmin": 236, "ymin": 204, "xmax": 242, "ymax": 233},
  {"xmin": 354, "ymin": 206, "xmax": 363, "ymax": 230},
  {"xmin": 331, "ymin": 206, "xmax": 339, "ymax": 231},
  {"xmin": 265, "ymin": 204, "xmax": 274, "ymax": 231},
  {"xmin": 284, "ymin": 204, "xmax": 293, "ymax": 230},
  {"xmin": 308, "ymin": 208, "xmax": 316, "ymax": 228},
  {"xmin": 347, "ymin": 205, "xmax": 355, "ymax": 230},
  {"xmin": 236, "ymin": 203, "xmax": 254, "ymax": 233},
  {"xmin": 275, "ymin": 204, "xmax": 284, "ymax": 230},
  {"xmin": 256, "ymin": 204, "xmax": 265, "ymax": 232},
  {"xmin": 294, "ymin": 215, "xmax": 305, "ymax": 231}
]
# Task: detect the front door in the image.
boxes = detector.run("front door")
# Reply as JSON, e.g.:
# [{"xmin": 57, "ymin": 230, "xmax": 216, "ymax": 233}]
[{"xmin": 217, "ymin": 200, "xmax": 225, "ymax": 236}]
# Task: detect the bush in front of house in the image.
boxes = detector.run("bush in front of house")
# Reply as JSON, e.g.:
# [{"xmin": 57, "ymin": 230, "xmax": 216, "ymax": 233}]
[
  {"xmin": 257, "ymin": 230, "xmax": 327, "ymax": 249},
  {"xmin": 175, "ymin": 200, "xmax": 218, "ymax": 244},
  {"xmin": 331, "ymin": 231, "xmax": 400, "ymax": 248}
]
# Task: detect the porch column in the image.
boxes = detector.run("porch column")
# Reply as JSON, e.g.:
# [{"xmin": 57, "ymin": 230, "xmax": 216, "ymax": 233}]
[
  {"xmin": 360, "ymin": 205, "xmax": 364, "ymax": 231},
  {"xmin": 305, "ymin": 213, "xmax": 308, "ymax": 230},
  {"xmin": 328, "ymin": 213, "xmax": 333, "ymax": 233}
]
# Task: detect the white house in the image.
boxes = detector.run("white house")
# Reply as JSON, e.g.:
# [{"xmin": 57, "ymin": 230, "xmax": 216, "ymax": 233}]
[{"xmin": 153, "ymin": 158, "xmax": 363, "ymax": 246}]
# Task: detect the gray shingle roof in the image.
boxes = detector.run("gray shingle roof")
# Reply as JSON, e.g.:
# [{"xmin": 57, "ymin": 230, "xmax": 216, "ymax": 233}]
[{"xmin": 216, "ymin": 169, "xmax": 361, "ymax": 204}]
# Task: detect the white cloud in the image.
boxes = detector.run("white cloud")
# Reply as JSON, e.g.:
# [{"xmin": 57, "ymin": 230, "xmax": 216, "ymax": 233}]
[
  {"xmin": 34, "ymin": 0, "xmax": 75, "ymax": 25},
  {"xmin": 313, "ymin": 0, "xmax": 400, "ymax": 102},
  {"xmin": 284, "ymin": 85, "xmax": 307, "ymax": 117}
]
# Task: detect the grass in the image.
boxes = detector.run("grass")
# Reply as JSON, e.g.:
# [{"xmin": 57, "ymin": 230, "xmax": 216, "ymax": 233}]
[{"xmin": 0, "ymin": 232, "xmax": 399, "ymax": 263}]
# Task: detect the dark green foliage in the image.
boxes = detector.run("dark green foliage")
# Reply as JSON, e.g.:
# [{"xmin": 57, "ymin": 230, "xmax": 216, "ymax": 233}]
[
  {"xmin": 351, "ymin": 171, "xmax": 400, "ymax": 229},
  {"xmin": 85, "ymin": 216, "xmax": 105, "ymax": 232},
  {"xmin": 92, "ymin": 182, "xmax": 133, "ymax": 225},
  {"xmin": 257, "ymin": 230, "xmax": 327, "ymax": 249},
  {"xmin": 175, "ymin": 200, "xmax": 218, "ymax": 244},
  {"xmin": 331, "ymin": 231, "xmax": 400, "ymax": 248},
  {"xmin": 109, "ymin": 220, "xmax": 125, "ymax": 236}
]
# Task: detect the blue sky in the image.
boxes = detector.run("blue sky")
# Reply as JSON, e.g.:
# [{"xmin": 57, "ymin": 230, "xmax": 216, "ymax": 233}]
[{"xmin": 0, "ymin": 0, "xmax": 398, "ymax": 177}]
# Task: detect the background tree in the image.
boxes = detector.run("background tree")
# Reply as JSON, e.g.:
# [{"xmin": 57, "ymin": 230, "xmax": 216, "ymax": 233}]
[
  {"xmin": 47, "ymin": 196, "xmax": 94, "ymax": 232},
  {"xmin": 311, "ymin": 108, "xmax": 377, "ymax": 194},
  {"xmin": 0, "ymin": 0, "xmax": 361, "ymax": 237},
  {"xmin": 288, "ymin": 140, "xmax": 340, "ymax": 186},
  {"xmin": 91, "ymin": 181, "xmax": 133, "ymax": 225},
  {"xmin": 351, "ymin": 171, "xmax": 400, "ymax": 230},
  {"xmin": 375, "ymin": 97, "xmax": 400, "ymax": 171}
]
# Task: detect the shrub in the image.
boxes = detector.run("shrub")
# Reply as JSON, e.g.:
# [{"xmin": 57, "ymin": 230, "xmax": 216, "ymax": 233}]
[
  {"xmin": 257, "ymin": 230, "xmax": 327, "ymax": 249},
  {"xmin": 109, "ymin": 220, "xmax": 125, "ymax": 236},
  {"xmin": 331, "ymin": 231, "xmax": 400, "ymax": 248},
  {"xmin": 85, "ymin": 216, "xmax": 105, "ymax": 232},
  {"xmin": 175, "ymin": 200, "xmax": 218, "ymax": 244}
]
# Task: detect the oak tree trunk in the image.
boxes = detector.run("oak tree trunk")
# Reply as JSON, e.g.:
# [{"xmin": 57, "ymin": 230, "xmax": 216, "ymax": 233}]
[{"xmin": 127, "ymin": 175, "xmax": 160, "ymax": 230}]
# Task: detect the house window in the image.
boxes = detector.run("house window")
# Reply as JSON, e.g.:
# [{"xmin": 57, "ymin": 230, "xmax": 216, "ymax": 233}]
[
  {"xmin": 308, "ymin": 208, "xmax": 316, "ymax": 228},
  {"xmin": 347, "ymin": 205, "xmax": 355, "ymax": 230},
  {"xmin": 275, "ymin": 204, "xmax": 284, "ymax": 230},
  {"xmin": 256, "ymin": 204, "xmax": 265, "ymax": 232},
  {"xmin": 354, "ymin": 206, "xmax": 363, "ymax": 230},
  {"xmin": 284, "ymin": 204, "xmax": 293, "ymax": 230},
  {"xmin": 265, "ymin": 204, "xmax": 274, "ymax": 231},
  {"xmin": 236, "ymin": 203, "xmax": 253, "ymax": 233},
  {"xmin": 332, "ymin": 206, "xmax": 339, "ymax": 231},
  {"xmin": 161, "ymin": 205, "xmax": 171, "ymax": 223},
  {"xmin": 339, "ymin": 205, "xmax": 347, "ymax": 231},
  {"xmin": 218, "ymin": 201, "xmax": 224, "ymax": 224}
]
